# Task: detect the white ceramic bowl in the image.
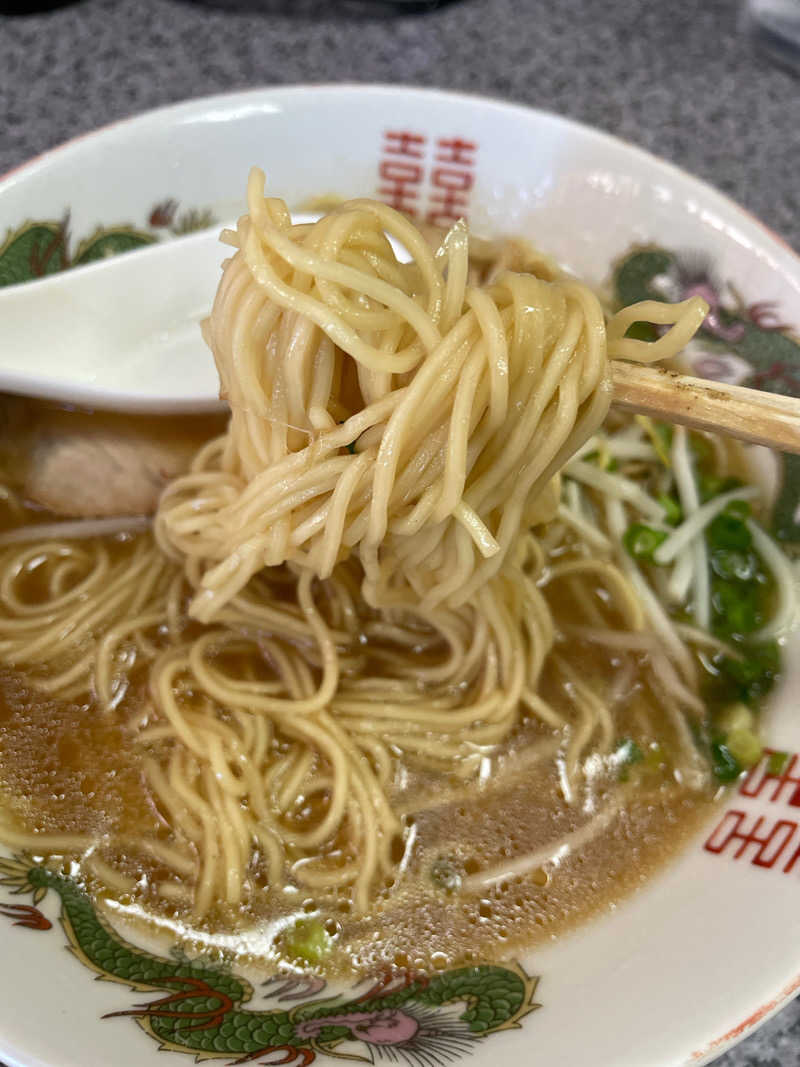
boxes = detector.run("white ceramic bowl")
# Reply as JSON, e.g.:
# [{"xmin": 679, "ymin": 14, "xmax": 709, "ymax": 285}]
[{"xmin": 1, "ymin": 85, "xmax": 800, "ymax": 1067}]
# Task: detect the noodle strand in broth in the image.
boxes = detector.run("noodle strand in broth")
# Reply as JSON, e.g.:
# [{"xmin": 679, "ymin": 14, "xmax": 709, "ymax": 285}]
[{"xmin": 0, "ymin": 170, "xmax": 714, "ymax": 925}]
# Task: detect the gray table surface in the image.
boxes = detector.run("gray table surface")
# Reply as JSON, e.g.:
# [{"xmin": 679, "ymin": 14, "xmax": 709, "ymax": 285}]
[{"xmin": 1, "ymin": 0, "xmax": 800, "ymax": 1063}]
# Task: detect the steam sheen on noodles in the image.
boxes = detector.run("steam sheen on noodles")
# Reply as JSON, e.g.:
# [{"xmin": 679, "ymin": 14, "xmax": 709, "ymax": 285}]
[{"xmin": 0, "ymin": 170, "xmax": 711, "ymax": 918}]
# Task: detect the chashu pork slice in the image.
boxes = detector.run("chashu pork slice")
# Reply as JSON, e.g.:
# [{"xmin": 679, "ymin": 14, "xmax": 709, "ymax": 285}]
[{"xmin": 0, "ymin": 397, "xmax": 225, "ymax": 518}]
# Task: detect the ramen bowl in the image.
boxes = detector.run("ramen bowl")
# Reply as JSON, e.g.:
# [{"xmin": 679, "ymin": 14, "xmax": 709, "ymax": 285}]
[{"xmin": 1, "ymin": 85, "xmax": 799, "ymax": 1067}]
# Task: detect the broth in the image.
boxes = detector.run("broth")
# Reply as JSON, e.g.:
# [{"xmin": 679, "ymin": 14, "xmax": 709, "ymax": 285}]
[{"xmin": 0, "ymin": 529, "xmax": 717, "ymax": 977}]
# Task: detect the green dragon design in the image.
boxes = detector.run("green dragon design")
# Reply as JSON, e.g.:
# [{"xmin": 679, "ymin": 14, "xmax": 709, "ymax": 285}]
[
  {"xmin": 613, "ymin": 246, "xmax": 800, "ymax": 542},
  {"xmin": 0, "ymin": 855, "xmax": 538, "ymax": 1065},
  {"xmin": 0, "ymin": 198, "xmax": 215, "ymax": 288}
]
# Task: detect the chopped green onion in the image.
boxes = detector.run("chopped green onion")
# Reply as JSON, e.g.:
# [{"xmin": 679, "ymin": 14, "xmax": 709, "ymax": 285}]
[
  {"xmin": 727, "ymin": 499, "xmax": 753, "ymax": 520},
  {"xmin": 715, "ymin": 702, "xmax": 754, "ymax": 734},
  {"xmin": 623, "ymin": 523, "xmax": 669, "ymax": 562},
  {"xmin": 658, "ymin": 494, "xmax": 682, "ymax": 526},
  {"xmin": 708, "ymin": 641, "xmax": 780, "ymax": 706},
  {"xmin": 724, "ymin": 728, "xmax": 762, "ymax": 769},
  {"xmin": 767, "ymin": 751, "xmax": 790, "ymax": 777},
  {"xmin": 711, "ymin": 579, "xmax": 762, "ymax": 637},
  {"xmin": 710, "ymin": 547, "xmax": 759, "ymax": 582},
  {"xmin": 711, "ymin": 705, "xmax": 762, "ymax": 772},
  {"xmin": 282, "ymin": 918, "xmax": 333, "ymax": 964},
  {"xmin": 724, "ymin": 499, "xmax": 751, "ymax": 521},
  {"xmin": 710, "ymin": 741, "xmax": 743, "ymax": 783},
  {"xmin": 707, "ymin": 511, "xmax": 753, "ymax": 552}
]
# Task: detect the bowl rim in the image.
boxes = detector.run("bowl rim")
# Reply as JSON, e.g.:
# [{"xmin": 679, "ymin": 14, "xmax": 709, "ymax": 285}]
[{"xmin": 2, "ymin": 81, "xmax": 798, "ymax": 267}]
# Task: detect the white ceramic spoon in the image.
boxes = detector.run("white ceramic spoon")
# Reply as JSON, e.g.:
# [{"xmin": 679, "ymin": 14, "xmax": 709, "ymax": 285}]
[
  {"xmin": 0, "ymin": 225, "xmax": 231, "ymax": 413},
  {"xmin": 0, "ymin": 213, "xmax": 414, "ymax": 415}
]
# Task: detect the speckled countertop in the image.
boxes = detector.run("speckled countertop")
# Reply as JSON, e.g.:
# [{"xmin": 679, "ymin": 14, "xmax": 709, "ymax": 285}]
[{"xmin": 1, "ymin": 0, "xmax": 800, "ymax": 1063}]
